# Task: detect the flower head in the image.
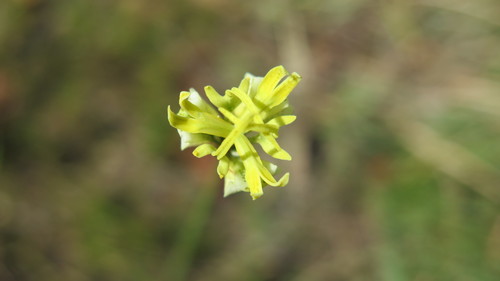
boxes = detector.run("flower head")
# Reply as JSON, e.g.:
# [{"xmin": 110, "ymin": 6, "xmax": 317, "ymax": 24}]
[{"xmin": 168, "ymin": 66, "xmax": 301, "ymax": 199}]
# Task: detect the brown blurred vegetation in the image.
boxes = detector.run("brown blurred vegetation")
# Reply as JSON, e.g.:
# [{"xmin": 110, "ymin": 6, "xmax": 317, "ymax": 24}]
[{"xmin": 1, "ymin": 0, "xmax": 500, "ymax": 280}]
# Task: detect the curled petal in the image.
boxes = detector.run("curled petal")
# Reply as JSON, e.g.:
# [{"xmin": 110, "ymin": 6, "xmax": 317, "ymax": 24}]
[
  {"xmin": 254, "ymin": 65, "xmax": 288, "ymax": 104},
  {"xmin": 217, "ymin": 156, "xmax": 230, "ymax": 178},
  {"xmin": 267, "ymin": 115, "xmax": 296, "ymax": 128},
  {"xmin": 234, "ymin": 136, "xmax": 288, "ymax": 194},
  {"xmin": 168, "ymin": 106, "xmax": 232, "ymax": 137},
  {"xmin": 168, "ymin": 65, "xmax": 300, "ymax": 199},
  {"xmin": 179, "ymin": 91, "xmax": 204, "ymax": 118},
  {"xmin": 204, "ymin": 86, "xmax": 225, "ymax": 108},
  {"xmin": 227, "ymin": 88, "xmax": 263, "ymax": 121},
  {"xmin": 263, "ymin": 160, "xmax": 278, "ymax": 174},
  {"xmin": 267, "ymin": 73, "xmax": 302, "ymax": 109},
  {"xmin": 255, "ymin": 134, "xmax": 292, "ymax": 160},
  {"xmin": 246, "ymin": 124, "xmax": 278, "ymax": 135},
  {"xmin": 238, "ymin": 76, "xmax": 251, "ymax": 95},
  {"xmin": 260, "ymin": 171, "xmax": 289, "ymax": 188},
  {"xmin": 192, "ymin": 143, "xmax": 217, "ymax": 158},
  {"xmin": 204, "ymin": 86, "xmax": 239, "ymax": 111}
]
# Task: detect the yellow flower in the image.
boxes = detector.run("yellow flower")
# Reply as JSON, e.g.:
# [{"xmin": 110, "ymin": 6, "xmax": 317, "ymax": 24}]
[{"xmin": 168, "ymin": 66, "xmax": 301, "ymax": 199}]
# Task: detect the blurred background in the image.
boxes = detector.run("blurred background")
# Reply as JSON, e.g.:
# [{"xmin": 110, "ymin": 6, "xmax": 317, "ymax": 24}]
[{"xmin": 1, "ymin": 0, "xmax": 500, "ymax": 280}]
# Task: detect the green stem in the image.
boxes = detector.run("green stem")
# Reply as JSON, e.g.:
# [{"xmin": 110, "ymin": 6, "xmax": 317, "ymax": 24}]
[{"xmin": 163, "ymin": 184, "xmax": 217, "ymax": 281}]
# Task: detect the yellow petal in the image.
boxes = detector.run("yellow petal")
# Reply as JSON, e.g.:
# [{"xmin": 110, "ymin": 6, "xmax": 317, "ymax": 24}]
[
  {"xmin": 266, "ymin": 115, "xmax": 296, "ymax": 128},
  {"xmin": 192, "ymin": 143, "xmax": 216, "ymax": 158},
  {"xmin": 246, "ymin": 124, "xmax": 278, "ymax": 135},
  {"xmin": 218, "ymin": 107, "xmax": 239, "ymax": 124},
  {"xmin": 204, "ymin": 86, "xmax": 225, "ymax": 108},
  {"xmin": 179, "ymin": 91, "xmax": 203, "ymax": 118},
  {"xmin": 227, "ymin": 88, "xmax": 263, "ymax": 121},
  {"xmin": 267, "ymin": 73, "xmax": 301, "ymax": 108},
  {"xmin": 235, "ymin": 136, "xmax": 279, "ymax": 187},
  {"xmin": 212, "ymin": 111, "xmax": 253, "ymax": 160},
  {"xmin": 262, "ymin": 100, "xmax": 292, "ymax": 121},
  {"xmin": 168, "ymin": 106, "xmax": 232, "ymax": 137},
  {"xmin": 255, "ymin": 134, "xmax": 292, "ymax": 160},
  {"xmin": 245, "ymin": 165, "xmax": 263, "ymax": 200},
  {"xmin": 217, "ymin": 156, "xmax": 230, "ymax": 178},
  {"xmin": 254, "ymin": 65, "xmax": 288, "ymax": 104},
  {"xmin": 205, "ymin": 86, "xmax": 239, "ymax": 110},
  {"xmin": 238, "ymin": 76, "xmax": 250, "ymax": 95},
  {"xmin": 274, "ymin": 172, "xmax": 289, "ymax": 187}
]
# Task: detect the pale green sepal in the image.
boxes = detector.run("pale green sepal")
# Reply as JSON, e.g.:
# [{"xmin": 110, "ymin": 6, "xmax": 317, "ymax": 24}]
[
  {"xmin": 177, "ymin": 130, "xmax": 213, "ymax": 150},
  {"xmin": 223, "ymin": 175, "xmax": 247, "ymax": 197},
  {"xmin": 263, "ymin": 160, "xmax": 278, "ymax": 174},
  {"xmin": 186, "ymin": 88, "xmax": 218, "ymax": 116},
  {"xmin": 223, "ymin": 160, "xmax": 248, "ymax": 197},
  {"xmin": 244, "ymin": 73, "xmax": 264, "ymax": 98}
]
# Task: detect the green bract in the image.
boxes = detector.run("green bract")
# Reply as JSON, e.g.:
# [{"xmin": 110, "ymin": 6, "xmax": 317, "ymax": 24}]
[{"xmin": 168, "ymin": 66, "xmax": 301, "ymax": 200}]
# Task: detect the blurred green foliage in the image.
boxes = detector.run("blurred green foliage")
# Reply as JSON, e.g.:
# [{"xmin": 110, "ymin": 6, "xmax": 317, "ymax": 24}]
[{"xmin": 1, "ymin": 0, "xmax": 500, "ymax": 280}]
